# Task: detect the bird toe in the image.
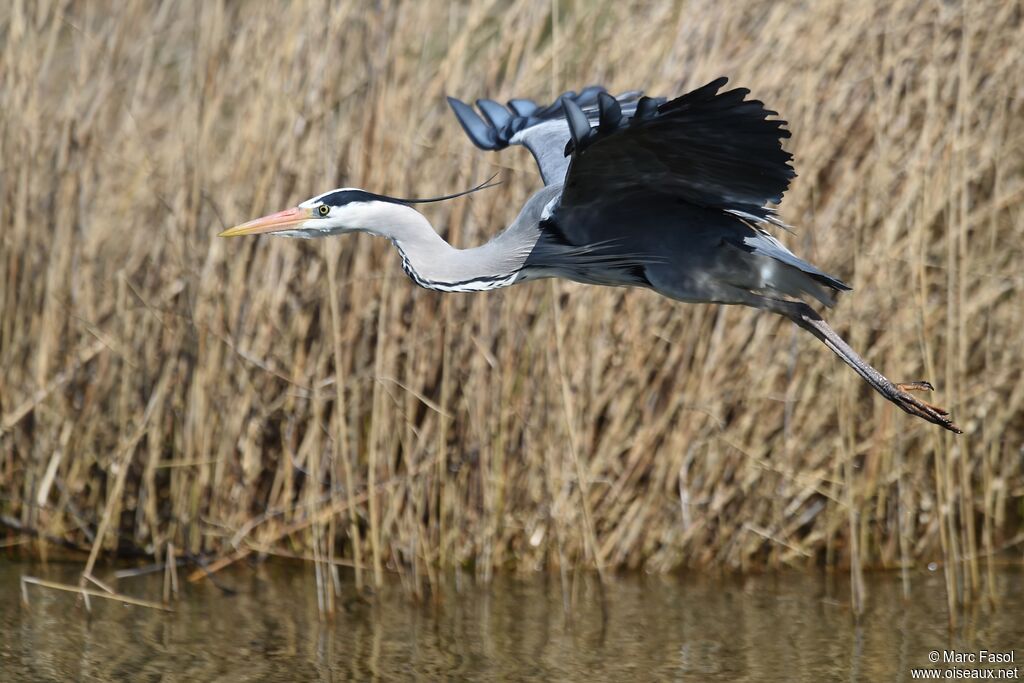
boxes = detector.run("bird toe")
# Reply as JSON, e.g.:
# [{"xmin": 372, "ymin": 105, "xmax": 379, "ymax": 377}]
[{"xmin": 892, "ymin": 387, "xmax": 960, "ymax": 432}]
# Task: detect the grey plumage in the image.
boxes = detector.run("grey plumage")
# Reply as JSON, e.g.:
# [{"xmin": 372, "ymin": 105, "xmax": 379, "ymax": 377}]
[
  {"xmin": 222, "ymin": 77, "xmax": 960, "ymax": 433},
  {"xmin": 447, "ymin": 87, "xmax": 653, "ymax": 185}
]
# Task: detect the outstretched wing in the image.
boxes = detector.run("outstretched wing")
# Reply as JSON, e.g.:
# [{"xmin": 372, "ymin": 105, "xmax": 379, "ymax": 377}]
[
  {"xmin": 557, "ymin": 77, "xmax": 795, "ymax": 227},
  {"xmin": 547, "ymin": 77, "xmax": 848, "ymax": 298},
  {"xmin": 447, "ymin": 87, "xmax": 661, "ymax": 186}
]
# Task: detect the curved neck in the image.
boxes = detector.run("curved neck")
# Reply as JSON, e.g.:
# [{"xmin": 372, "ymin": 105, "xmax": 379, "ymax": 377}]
[{"xmin": 353, "ymin": 200, "xmax": 543, "ymax": 292}]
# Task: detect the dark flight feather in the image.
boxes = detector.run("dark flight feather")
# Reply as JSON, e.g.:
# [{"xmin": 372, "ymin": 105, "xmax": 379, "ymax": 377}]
[{"xmin": 559, "ymin": 76, "xmax": 795, "ymax": 222}]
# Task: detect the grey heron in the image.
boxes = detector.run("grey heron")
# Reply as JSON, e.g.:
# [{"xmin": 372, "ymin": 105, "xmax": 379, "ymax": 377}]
[{"xmin": 220, "ymin": 77, "xmax": 960, "ymax": 433}]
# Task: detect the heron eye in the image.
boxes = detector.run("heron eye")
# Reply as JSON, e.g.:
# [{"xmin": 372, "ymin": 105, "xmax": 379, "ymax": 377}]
[{"xmin": 318, "ymin": 204, "xmax": 330, "ymax": 217}]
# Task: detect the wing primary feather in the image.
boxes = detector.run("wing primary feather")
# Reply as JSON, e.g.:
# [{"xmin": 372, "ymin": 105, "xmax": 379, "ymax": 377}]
[
  {"xmin": 446, "ymin": 97, "xmax": 498, "ymax": 149},
  {"xmin": 476, "ymin": 99, "xmax": 512, "ymax": 129},
  {"xmin": 507, "ymin": 98, "xmax": 537, "ymax": 116},
  {"xmin": 562, "ymin": 97, "xmax": 591, "ymax": 149},
  {"xmin": 658, "ymin": 76, "xmax": 729, "ymax": 112},
  {"xmin": 576, "ymin": 85, "xmax": 605, "ymax": 107},
  {"xmin": 634, "ymin": 96, "xmax": 659, "ymax": 120},
  {"xmin": 597, "ymin": 92, "xmax": 622, "ymax": 131}
]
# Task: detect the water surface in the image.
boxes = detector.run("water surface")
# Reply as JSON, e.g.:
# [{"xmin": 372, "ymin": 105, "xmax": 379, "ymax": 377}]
[{"xmin": 1, "ymin": 561, "xmax": 1021, "ymax": 681}]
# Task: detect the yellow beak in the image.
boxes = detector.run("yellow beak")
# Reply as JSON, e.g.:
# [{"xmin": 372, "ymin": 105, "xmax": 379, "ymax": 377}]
[{"xmin": 218, "ymin": 206, "xmax": 315, "ymax": 237}]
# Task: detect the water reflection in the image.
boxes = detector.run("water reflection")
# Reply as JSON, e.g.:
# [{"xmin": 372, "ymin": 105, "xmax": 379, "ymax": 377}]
[{"xmin": 2, "ymin": 562, "xmax": 1021, "ymax": 681}]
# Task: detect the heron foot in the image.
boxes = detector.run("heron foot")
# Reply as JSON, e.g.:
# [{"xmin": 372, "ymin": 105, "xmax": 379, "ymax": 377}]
[
  {"xmin": 892, "ymin": 380, "xmax": 961, "ymax": 433},
  {"xmin": 895, "ymin": 381, "xmax": 947, "ymax": 414}
]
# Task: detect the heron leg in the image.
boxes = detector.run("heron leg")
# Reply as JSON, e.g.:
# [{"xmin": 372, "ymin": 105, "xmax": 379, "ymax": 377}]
[{"xmin": 758, "ymin": 298, "xmax": 961, "ymax": 433}]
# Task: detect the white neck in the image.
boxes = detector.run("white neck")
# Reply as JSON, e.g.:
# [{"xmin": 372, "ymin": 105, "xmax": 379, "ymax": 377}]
[{"xmin": 346, "ymin": 201, "xmax": 540, "ymax": 292}]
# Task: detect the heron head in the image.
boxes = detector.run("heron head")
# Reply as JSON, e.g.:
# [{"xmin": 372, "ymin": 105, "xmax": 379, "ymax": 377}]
[
  {"xmin": 218, "ymin": 189, "xmax": 405, "ymax": 239},
  {"xmin": 218, "ymin": 176, "xmax": 499, "ymax": 239}
]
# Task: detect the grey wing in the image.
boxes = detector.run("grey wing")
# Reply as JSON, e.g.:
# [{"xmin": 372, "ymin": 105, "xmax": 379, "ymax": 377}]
[{"xmin": 447, "ymin": 87, "xmax": 659, "ymax": 186}]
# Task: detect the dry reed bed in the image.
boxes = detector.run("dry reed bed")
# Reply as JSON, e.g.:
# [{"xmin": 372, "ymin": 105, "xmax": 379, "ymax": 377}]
[{"xmin": 1, "ymin": 1, "xmax": 1022, "ymax": 602}]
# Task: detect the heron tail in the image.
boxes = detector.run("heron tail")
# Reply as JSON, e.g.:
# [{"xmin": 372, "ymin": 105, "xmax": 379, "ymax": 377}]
[{"xmin": 725, "ymin": 231, "xmax": 850, "ymax": 307}]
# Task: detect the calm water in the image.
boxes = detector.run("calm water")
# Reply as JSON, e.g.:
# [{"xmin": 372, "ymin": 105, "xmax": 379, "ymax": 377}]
[{"xmin": 1, "ymin": 561, "xmax": 1021, "ymax": 681}]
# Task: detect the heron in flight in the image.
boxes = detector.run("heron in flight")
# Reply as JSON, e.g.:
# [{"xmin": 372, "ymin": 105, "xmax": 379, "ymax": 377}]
[{"xmin": 220, "ymin": 77, "xmax": 960, "ymax": 433}]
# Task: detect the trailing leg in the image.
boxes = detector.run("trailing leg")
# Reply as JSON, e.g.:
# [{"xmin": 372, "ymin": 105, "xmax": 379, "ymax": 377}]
[{"xmin": 758, "ymin": 298, "xmax": 961, "ymax": 433}]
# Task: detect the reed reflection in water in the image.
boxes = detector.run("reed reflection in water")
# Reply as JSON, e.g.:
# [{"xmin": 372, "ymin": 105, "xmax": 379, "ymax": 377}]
[{"xmin": 2, "ymin": 563, "xmax": 1022, "ymax": 681}]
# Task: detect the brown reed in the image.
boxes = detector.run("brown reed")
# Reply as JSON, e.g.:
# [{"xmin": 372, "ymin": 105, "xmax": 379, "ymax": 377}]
[{"xmin": 1, "ymin": 1, "xmax": 1022, "ymax": 609}]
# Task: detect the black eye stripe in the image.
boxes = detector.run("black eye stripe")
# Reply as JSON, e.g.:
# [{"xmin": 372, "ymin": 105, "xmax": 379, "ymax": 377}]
[
  {"xmin": 315, "ymin": 176, "xmax": 499, "ymax": 207},
  {"xmin": 318, "ymin": 190, "xmax": 404, "ymax": 207}
]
